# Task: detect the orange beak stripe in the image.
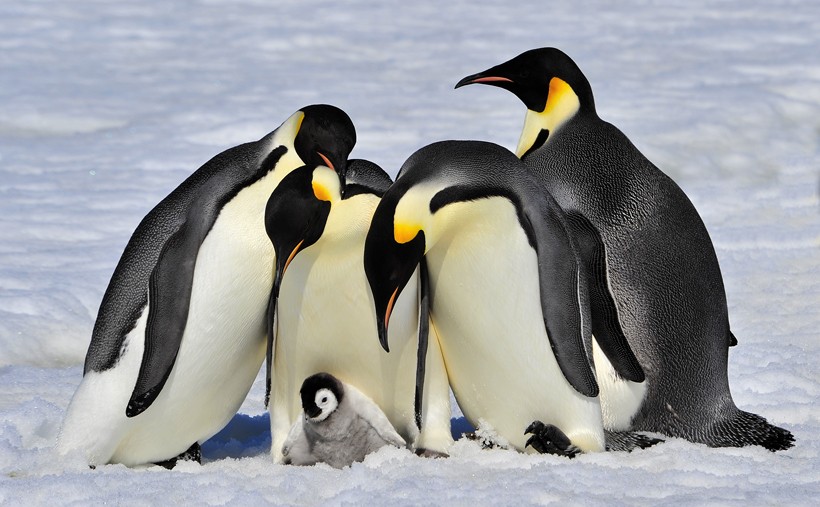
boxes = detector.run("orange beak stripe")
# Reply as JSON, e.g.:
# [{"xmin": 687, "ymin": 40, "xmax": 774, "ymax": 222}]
[
  {"xmin": 471, "ymin": 76, "xmax": 513, "ymax": 84},
  {"xmin": 284, "ymin": 239, "xmax": 304, "ymax": 274},
  {"xmin": 385, "ymin": 287, "xmax": 399, "ymax": 330},
  {"xmin": 318, "ymin": 152, "xmax": 334, "ymax": 171}
]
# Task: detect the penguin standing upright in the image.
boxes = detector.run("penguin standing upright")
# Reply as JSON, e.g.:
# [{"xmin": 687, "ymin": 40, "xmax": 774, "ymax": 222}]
[
  {"xmin": 58, "ymin": 105, "xmax": 359, "ymax": 467},
  {"xmin": 282, "ymin": 372, "xmax": 406, "ymax": 468},
  {"xmin": 264, "ymin": 157, "xmax": 453, "ymax": 464},
  {"xmin": 363, "ymin": 140, "xmax": 651, "ymax": 456},
  {"xmin": 455, "ymin": 48, "xmax": 793, "ymax": 451}
]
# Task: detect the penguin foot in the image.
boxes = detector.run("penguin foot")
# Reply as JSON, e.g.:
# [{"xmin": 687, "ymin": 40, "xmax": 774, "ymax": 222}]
[
  {"xmin": 524, "ymin": 421, "xmax": 580, "ymax": 458},
  {"xmin": 415, "ymin": 448, "xmax": 449, "ymax": 458},
  {"xmin": 604, "ymin": 430, "xmax": 664, "ymax": 452},
  {"xmin": 461, "ymin": 431, "xmax": 503, "ymax": 449},
  {"xmin": 154, "ymin": 442, "xmax": 201, "ymax": 469}
]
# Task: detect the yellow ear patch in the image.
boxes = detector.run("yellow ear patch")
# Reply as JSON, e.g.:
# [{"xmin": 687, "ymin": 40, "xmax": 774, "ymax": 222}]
[
  {"xmin": 394, "ymin": 222, "xmax": 421, "ymax": 244},
  {"xmin": 514, "ymin": 76, "xmax": 580, "ymax": 158},
  {"xmin": 312, "ymin": 180, "xmax": 332, "ymax": 201},
  {"xmin": 311, "ymin": 166, "xmax": 340, "ymax": 202}
]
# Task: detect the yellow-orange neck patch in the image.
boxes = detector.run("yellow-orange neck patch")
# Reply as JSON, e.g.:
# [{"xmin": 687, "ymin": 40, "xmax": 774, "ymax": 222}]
[
  {"xmin": 515, "ymin": 77, "xmax": 580, "ymax": 158},
  {"xmin": 394, "ymin": 222, "xmax": 421, "ymax": 244}
]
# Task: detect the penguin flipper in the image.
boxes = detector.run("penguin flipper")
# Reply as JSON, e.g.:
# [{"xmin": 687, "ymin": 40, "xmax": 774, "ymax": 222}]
[
  {"xmin": 414, "ymin": 258, "xmax": 430, "ymax": 430},
  {"xmin": 265, "ymin": 284, "xmax": 278, "ymax": 408},
  {"xmin": 564, "ymin": 212, "xmax": 645, "ymax": 383},
  {"xmin": 523, "ymin": 202, "xmax": 599, "ymax": 397},
  {"xmin": 345, "ymin": 383, "xmax": 406, "ymax": 447},
  {"xmin": 126, "ymin": 222, "xmax": 202, "ymax": 417}
]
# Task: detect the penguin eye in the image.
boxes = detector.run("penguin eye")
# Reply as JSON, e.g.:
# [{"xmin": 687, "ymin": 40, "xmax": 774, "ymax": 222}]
[{"xmin": 321, "ymin": 396, "xmax": 328, "ymax": 404}]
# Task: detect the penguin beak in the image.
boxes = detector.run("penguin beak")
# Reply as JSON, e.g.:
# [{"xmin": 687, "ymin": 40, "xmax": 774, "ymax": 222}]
[
  {"xmin": 305, "ymin": 405, "xmax": 322, "ymax": 419},
  {"xmin": 455, "ymin": 73, "xmax": 514, "ymax": 89},
  {"xmin": 317, "ymin": 151, "xmax": 348, "ymax": 197}
]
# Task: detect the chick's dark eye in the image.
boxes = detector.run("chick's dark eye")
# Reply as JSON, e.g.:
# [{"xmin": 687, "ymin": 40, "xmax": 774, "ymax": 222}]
[{"xmin": 321, "ymin": 397, "xmax": 328, "ymax": 404}]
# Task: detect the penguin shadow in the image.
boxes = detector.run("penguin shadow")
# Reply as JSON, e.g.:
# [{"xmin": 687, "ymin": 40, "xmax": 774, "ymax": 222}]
[
  {"xmin": 451, "ymin": 416, "xmax": 475, "ymax": 441},
  {"xmin": 201, "ymin": 412, "xmax": 271, "ymax": 462},
  {"xmin": 200, "ymin": 413, "xmax": 476, "ymax": 462}
]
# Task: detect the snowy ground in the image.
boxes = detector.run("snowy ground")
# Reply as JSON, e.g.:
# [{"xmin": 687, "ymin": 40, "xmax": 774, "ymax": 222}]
[{"xmin": 1, "ymin": 0, "xmax": 819, "ymax": 504}]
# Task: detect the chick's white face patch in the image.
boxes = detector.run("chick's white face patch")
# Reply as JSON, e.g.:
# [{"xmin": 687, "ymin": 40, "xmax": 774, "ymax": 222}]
[{"xmin": 311, "ymin": 388, "xmax": 338, "ymax": 421}]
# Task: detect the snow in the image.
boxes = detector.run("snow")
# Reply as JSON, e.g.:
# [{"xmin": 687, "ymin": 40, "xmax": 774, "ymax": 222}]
[{"xmin": 1, "ymin": 0, "xmax": 819, "ymax": 504}]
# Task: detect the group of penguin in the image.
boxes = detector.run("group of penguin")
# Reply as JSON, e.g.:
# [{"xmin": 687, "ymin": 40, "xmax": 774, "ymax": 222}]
[{"xmin": 57, "ymin": 47, "xmax": 794, "ymax": 470}]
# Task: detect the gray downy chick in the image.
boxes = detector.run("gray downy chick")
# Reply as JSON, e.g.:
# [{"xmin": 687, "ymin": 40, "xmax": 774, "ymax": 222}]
[{"xmin": 282, "ymin": 372, "xmax": 406, "ymax": 468}]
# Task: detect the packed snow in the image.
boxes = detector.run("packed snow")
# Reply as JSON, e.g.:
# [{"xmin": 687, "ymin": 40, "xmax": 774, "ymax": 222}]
[{"xmin": 1, "ymin": 0, "xmax": 819, "ymax": 504}]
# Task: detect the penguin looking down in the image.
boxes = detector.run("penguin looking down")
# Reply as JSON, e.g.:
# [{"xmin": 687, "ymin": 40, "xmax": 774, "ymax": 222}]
[
  {"xmin": 456, "ymin": 48, "xmax": 793, "ymax": 451},
  {"xmin": 58, "ymin": 105, "xmax": 358, "ymax": 467},
  {"xmin": 264, "ymin": 157, "xmax": 453, "ymax": 464},
  {"xmin": 282, "ymin": 372, "xmax": 406, "ymax": 468},
  {"xmin": 364, "ymin": 140, "xmax": 656, "ymax": 456}
]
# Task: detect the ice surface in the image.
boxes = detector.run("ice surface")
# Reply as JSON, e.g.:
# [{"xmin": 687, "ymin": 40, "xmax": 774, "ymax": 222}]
[{"xmin": 1, "ymin": 0, "xmax": 818, "ymax": 504}]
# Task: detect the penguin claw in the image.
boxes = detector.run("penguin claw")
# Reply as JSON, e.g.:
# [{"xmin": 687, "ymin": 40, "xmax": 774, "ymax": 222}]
[
  {"xmin": 415, "ymin": 448, "xmax": 449, "ymax": 458},
  {"xmin": 524, "ymin": 420, "xmax": 579, "ymax": 458}
]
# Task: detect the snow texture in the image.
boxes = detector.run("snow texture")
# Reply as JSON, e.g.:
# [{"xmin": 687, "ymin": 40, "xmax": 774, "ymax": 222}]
[{"xmin": 1, "ymin": 0, "xmax": 819, "ymax": 505}]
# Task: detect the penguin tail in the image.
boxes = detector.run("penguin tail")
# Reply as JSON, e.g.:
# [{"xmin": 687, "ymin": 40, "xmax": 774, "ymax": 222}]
[{"xmin": 706, "ymin": 409, "xmax": 794, "ymax": 451}]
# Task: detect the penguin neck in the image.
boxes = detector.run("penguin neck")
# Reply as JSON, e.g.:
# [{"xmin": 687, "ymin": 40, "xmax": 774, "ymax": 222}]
[{"xmin": 515, "ymin": 77, "xmax": 581, "ymax": 158}]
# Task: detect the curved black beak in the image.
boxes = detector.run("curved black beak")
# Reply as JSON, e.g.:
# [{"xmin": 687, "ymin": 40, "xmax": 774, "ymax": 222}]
[{"xmin": 455, "ymin": 71, "xmax": 513, "ymax": 89}]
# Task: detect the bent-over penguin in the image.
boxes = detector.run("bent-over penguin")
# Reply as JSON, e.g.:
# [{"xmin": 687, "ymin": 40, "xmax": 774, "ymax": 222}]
[
  {"xmin": 282, "ymin": 372, "xmax": 406, "ymax": 468},
  {"xmin": 264, "ymin": 159, "xmax": 452, "ymax": 464},
  {"xmin": 58, "ymin": 105, "xmax": 359, "ymax": 467},
  {"xmin": 455, "ymin": 47, "xmax": 793, "ymax": 451},
  {"xmin": 363, "ymin": 140, "xmax": 652, "ymax": 456}
]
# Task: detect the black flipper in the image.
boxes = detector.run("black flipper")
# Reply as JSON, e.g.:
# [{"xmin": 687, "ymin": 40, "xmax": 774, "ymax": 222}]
[
  {"xmin": 127, "ymin": 219, "xmax": 207, "ymax": 418},
  {"xmin": 522, "ymin": 203, "xmax": 599, "ymax": 397},
  {"xmin": 525, "ymin": 420, "xmax": 580, "ymax": 458},
  {"xmin": 729, "ymin": 330, "xmax": 738, "ymax": 347},
  {"xmin": 414, "ymin": 259, "xmax": 430, "ymax": 430},
  {"xmin": 264, "ymin": 275, "xmax": 282, "ymax": 408},
  {"xmin": 565, "ymin": 212, "xmax": 645, "ymax": 383}
]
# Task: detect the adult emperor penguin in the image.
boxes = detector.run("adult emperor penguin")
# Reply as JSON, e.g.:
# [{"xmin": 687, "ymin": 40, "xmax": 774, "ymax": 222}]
[
  {"xmin": 282, "ymin": 372, "xmax": 406, "ymax": 468},
  {"xmin": 58, "ymin": 104, "xmax": 359, "ymax": 467},
  {"xmin": 264, "ymin": 157, "xmax": 453, "ymax": 464},
  {"xmin": 363, "ymin": 140, "xmax": 652, "ymax": 456},
  {"xmin": 455, "ymin": 47, "xmax": 793, "ymax": 451}
]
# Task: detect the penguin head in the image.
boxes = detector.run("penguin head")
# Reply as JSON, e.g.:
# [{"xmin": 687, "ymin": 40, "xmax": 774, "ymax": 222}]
[
  {"xmin": 295, "ymin": 104, "xmax": 356, "ymax": 191},
  {"xmin": 300, "ymin": 372, "xmax": 345, "ymax": 422},
  {"xmin": 265, "ymin": 164, "xmax": 340, "ymax": 297},
  {"xmin": 455, "ymin": 48, "xmax": 595, "ymax": 158},
  {"xmin": 365, "ymin": 141, "xmax": 524, "ymax": 351}
]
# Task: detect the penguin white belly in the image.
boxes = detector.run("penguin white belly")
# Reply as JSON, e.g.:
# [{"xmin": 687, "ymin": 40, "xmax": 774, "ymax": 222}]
[
  {"xmin": 60, "ymin": 179, "xmax": 274, "ymax": 466},
  {"xmin": 427, "ymin": 199, "xmax": 604, "ymax": 452},
  {"xmin": 269, "ymin": 197, "xmax": 452, "ymax": 462},
  {"xmin": 592, "ymin": 339, "xmax": 647, "ymax": 431}
]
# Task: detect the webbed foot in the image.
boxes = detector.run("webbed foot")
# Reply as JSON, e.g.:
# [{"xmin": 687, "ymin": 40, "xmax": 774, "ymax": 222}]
[{"xmin": 154, "ymin": 442, "xmax": 201, "ymax": 469}]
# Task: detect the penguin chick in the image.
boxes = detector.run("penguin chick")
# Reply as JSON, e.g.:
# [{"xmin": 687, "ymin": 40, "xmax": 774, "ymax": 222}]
[{"xmin": 282, "ymin": 373, "xmax": 406, "ymax": 469}]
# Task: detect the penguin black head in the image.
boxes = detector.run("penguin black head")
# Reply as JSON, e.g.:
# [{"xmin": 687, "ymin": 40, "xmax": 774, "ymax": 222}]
[
  {"xmin": 364, "ymin": 189, "xmax": 427, "ymax": 352},
  {"xmin": 295, "ymin": 105, "xmax": 356, "ymax": 190},
  {"xmin": 455, "ymin": 48, "xmax": 596, "ymax": 158},
  {"xmin": 300, "ymin": 372, "xmax": 345, "ymax": 422},
  {"xmin": 265, "ymin": 164, "xmax": 339, "ymax": 284}
]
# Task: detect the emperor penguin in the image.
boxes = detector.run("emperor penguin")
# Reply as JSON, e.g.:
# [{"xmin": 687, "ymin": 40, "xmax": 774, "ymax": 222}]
[
  {"xmin": 363, "ymin": 140, "xmax": 651, "ymax": 456},
  {"xmin": 263, "ymin": 157, "xmax": 453, "ymax": 464},
  {"xmin": 455, "ymin": 47, "xmax": 793, "ymax": 451},
  {"xmin": 58, "ymin": 105, "xmax": 359, "ymax": 467},
  {"xmin": 282, "ymin": 372, "xmax": 406, "ymax": 468}
]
